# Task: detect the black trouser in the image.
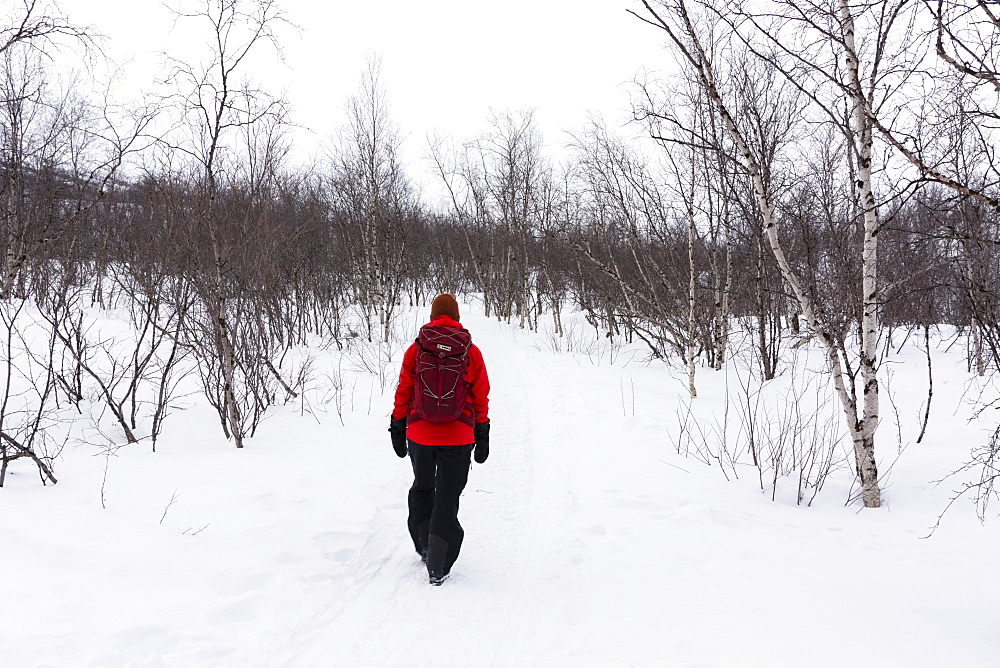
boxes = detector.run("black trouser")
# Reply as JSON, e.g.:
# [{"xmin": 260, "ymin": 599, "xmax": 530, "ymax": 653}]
[{"xmin": 407, "ymin": 441, "xmax": 473, "ymax": 579}]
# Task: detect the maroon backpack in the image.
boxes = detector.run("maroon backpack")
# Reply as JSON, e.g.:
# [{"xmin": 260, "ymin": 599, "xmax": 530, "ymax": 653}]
[{"xmin": 409, "ymin": 324, "xmax": 475, "ymax": 427}]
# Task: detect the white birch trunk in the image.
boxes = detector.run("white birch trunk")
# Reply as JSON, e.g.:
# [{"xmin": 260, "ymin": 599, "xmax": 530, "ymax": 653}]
[
  {"xmin": 687, "ymin": 140, "xmax": 698, "ymax": 398},
  {"xmin": 966, "ymin": 254, "xmax": 985, "ymax": 376},
  {"xmin": 839, "ymin": 0, "xmax": 881, "ymax": 508},
  {"xmin": 713, "ymin": 194, "xmax": 732, "ymax": 370}
]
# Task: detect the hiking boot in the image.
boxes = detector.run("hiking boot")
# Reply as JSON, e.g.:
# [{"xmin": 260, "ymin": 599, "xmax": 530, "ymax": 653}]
[{"xmin": 429, "ymin": 573, "xmax": 448, "ymax": 586}]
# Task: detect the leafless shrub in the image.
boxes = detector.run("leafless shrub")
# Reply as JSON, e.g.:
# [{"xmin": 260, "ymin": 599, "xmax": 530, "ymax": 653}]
[
  {"xmin": 670, "ymin": 339, "xmax": 850, "ymax": 504},
  {"xmin": 0, "ymin": 299, "xmax": 62, "ymax": 486},
  {"xmin": 321, "ymin": 354, "xmax": 356, "ymax": 427}
]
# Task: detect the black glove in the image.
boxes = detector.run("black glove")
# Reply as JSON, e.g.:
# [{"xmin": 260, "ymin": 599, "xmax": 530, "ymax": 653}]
[
  {"xmin": 389, "ymin": 418, "xmax": 407, "ymax": 458},
  {"xmin": 473, "ymin": 420, "xmax": 490, "ymax": 464}
]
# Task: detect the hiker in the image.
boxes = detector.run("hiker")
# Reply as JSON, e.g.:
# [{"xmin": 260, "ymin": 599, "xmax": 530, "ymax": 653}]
[{"xmin": 389, "ymin": 294, "xmax": 490, "ymax": 585}]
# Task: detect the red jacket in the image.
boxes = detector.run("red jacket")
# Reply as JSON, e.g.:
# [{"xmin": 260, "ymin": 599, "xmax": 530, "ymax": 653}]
[{"xmin": 392, "ymin": 315, "xmax": 489, "ymax": 445}]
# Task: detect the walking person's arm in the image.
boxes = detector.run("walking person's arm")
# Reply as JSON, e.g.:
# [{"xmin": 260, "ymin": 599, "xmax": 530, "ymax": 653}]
[
  {"xmin": 389, "ymin": 344, "xmax": 417, "ymax": 457},
  {"xmin": 468, "ymin": 345, "xmax": 490, "ymax": 463}
]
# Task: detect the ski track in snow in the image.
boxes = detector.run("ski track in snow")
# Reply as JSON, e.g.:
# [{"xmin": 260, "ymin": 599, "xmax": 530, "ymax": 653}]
[
  {"xmin": 270, "ymin": 518, "xmax": 403, "ymax": 665},
  {"xmin": 484, "ymin": 322, "xmax": 568, "ymax": 667}
]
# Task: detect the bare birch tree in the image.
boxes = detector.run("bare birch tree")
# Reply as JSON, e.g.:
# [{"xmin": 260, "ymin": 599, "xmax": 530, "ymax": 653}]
[
  {"xmin": 162, "ymin": 0, "xmax": 290, "ymax": 448},
  {"xmin": 631, "ymin": 0, "xmax": 909, "ymax": 506},
  {"xmin": 0, "ymin": 0, "xmax": 152, "ymax": 481},
  {"xmin": 326, "ymin": 55, "xmax": 413, "ymax": 343}
]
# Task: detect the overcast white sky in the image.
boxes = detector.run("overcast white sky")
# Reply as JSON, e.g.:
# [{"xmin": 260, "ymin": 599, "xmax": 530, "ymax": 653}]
[{"xmin": 55, "ymin": 0, "xmax": 668, "ymax": 196}]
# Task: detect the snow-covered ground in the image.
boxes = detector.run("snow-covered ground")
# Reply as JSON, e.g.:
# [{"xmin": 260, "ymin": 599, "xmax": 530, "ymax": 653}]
[{"xmin": 1, "ymin": 303, "xmax": 997, "ymax": 667}]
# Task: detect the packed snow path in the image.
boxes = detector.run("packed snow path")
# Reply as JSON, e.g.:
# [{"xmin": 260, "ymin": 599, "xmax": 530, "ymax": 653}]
[{"xmin": 1, "ymin": 309, "xmax": 998, "ymax": 666}]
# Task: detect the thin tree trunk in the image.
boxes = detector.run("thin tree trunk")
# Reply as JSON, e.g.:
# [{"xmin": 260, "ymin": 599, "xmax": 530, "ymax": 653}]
[
  {"xmin": 840, "ymin": 0, "xmax": 881, "ymax": 508},
  {"xmin": 966, "ymin": 253, "xmax": 985, "ymax": 376},
  {"xmin": 687, "ymin": 136, "xmax": 698, "ymax": 398},
  {"xmin": 208, "ymin": 213, "xmax": 244, "ymax": 449}
]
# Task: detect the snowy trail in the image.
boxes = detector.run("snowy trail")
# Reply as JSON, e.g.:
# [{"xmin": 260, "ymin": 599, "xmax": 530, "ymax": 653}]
[{"xmin": 3, "ymin": 307, "xmax": 1000, "ymax": 667}]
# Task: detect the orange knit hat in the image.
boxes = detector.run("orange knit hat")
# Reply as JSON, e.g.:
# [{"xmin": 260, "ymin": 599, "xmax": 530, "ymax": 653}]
[{"xmin": 430, "ymin": 293, "xmax": 460, "ymax": 321}]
